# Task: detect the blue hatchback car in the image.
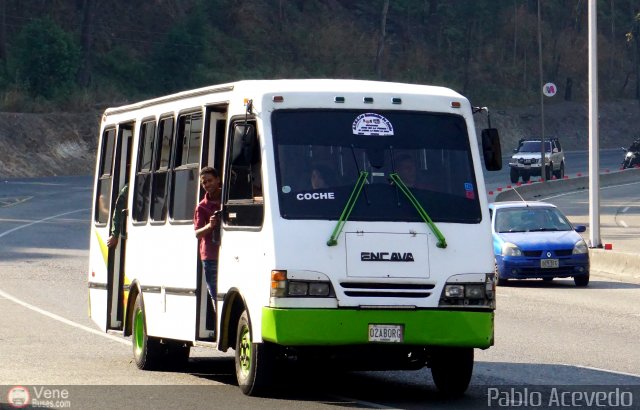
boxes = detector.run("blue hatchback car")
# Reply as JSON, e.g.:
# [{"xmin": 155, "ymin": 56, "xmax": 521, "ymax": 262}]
[{"xmin": 489, "ymin": 201, "xmax": 590, "ymax": 286}]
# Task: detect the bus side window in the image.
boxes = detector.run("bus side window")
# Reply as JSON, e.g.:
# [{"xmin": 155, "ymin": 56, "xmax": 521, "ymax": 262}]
[
  {"xmin": 170, "ymin": 111, "xmax": 202, "ymax": 221},
  {"xmin": 225, "ymin": 122, "xmax": 263, "ymax": 227},
  {"xmin": 95, "ymin": 128, "xmax": 116, "ymax": 225},
  {"xmin": 132, "ymin": 119, "xmax": 155, "ymax": 223},
  {"xmin": 150, "ymin": 116, "xmax": 174, "ymax": 222}
]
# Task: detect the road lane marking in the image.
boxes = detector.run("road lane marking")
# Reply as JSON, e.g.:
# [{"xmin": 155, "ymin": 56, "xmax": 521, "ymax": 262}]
[
  {"xmin": 619, "ymin": 220, "xmax": 629, "ymax": 228},
  {"xmin": 0, "ymin": 288, "xmax": 129, "ymax": 345},
  {"xmin": 541, "ymin": 180, "xmax": 640, "ymax": 201},
  {"xmin": 622, "ymin": 206, "xmax": 629, "ymax": 213},
  {"xmin": 0, "ymin": 207, "xmax": 128, "ymax": 344},
  {"xmin": 563, "ymin": 363, "xmax": 640, "ymax": 379},
  {"xmin": 0, "ymin": 208, "xmax": 87, "ymax": 239}
]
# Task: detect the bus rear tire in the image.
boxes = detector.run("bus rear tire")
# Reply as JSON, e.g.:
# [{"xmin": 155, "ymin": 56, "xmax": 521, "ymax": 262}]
[
  {"xmin": 430, "ymin": 347, "xmax": 474, "ymax": 397},
  {"xmin": 235, "ymin": 310, "xmax": 274, "ymax": 396},
  {"xmin": 132, "ymin": 293, "xmax": 162, "ymax": 370}
]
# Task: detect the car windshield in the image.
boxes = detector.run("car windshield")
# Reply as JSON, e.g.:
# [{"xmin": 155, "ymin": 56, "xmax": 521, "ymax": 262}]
[
  {"xmin": 518, "ymin": 141, "xmax": 551, "ymax": 153},
  {"xmin": 494, "ymin": 207, "xmax": 573, "ymax": 233},
  {"xmin": 273, "ymin": 109, "xmax": 481, "ymax": 223}
]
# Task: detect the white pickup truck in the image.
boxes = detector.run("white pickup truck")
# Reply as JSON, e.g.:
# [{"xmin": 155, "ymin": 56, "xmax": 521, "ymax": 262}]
[{"xmin": 508, "ymin": 137, "xmax": 565, "ymax": 183}]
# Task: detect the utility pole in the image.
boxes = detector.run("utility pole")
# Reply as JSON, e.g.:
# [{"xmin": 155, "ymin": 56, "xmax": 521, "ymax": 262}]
[
  {"xmin": 588, "ymin": 0, "xmax": 601, "ymax": 248},
  {"xmin": 537, "ymin": 0, "xmax": 546, "ymax": 182}
]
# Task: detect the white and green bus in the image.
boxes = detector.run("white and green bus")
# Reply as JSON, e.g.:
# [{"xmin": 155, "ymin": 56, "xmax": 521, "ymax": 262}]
[{"xmin": 88, "ymin": 79, "xmax": 502, "ymax": 396}]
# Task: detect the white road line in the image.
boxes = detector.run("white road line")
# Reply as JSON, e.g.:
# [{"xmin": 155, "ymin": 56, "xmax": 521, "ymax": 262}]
[
  {"xmin": 0, "ymin": 288, "xmax": 128, "ymax": 345},
  {"xmin": 541, "ymin": 180, "xmax": 640, "ymax": 201},
  {"xmin": 0, "ymin": 207, "xmax": 128, "ymax": 345},
  {"xmin": 562, "ymin": 363, "xmax": 640, "ymax": 379},
  {"xmin": 622, "ymin": 206, "xmax": 630, "ymax": 213},
  {"xmin": 619, "ymin": 220, "xmax": 629, "ymax": 228},
  {"xmin": 0, "ymin": 208, "xmax": 87, "ymax": 239}
]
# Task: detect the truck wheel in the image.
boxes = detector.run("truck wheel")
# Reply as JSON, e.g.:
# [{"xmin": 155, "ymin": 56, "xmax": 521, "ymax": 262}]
[
  {"xmin": 430, "ymin": 347, "xmax": 474, "ymax": 397},
  {"xmin": 235, "ymin": 310, "xmax": 274, "ymax": 396},
  {"xmin": 132, "ymin": 293, "xmax": 163, "ymax": 370},
  {"xmin": 554, "ymin": 162, "xmax": 564, "ymax": 179},
  {"xmin": 509, "ymin": 168, "xmax": 519, "ymax": 183}
]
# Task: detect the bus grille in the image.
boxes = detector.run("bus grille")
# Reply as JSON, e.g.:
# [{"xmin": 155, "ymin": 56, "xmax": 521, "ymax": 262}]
[{"xmin": 340, "ymin": 282, "xmax": 434, "ymax": 298}]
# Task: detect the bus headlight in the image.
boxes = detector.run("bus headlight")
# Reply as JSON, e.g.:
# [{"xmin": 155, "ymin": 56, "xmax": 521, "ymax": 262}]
[
  {"xmin": 465, "ymin": 284, "xmax": 485, "ymax": 299},
  {"xmin": 288, "ymin": 281, "xmax": 308, "ymax": 296},
  {"xmin": 444, "ymin": 285, "xmax": 464, "ymax": 298},
  {"xmin": 271, "ymin": 270, "xmax": 334, "ymax": 298},
  {"xmin": 439, "ymin": 273, "xmax": 494, "ymax": 309},
  {"xmin": 308, "ymin": 282, "xmax": 331, "ymax": 296}
]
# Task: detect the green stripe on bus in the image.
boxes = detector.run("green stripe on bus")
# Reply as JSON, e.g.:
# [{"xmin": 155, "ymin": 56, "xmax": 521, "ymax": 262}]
[
  {"xmin": 95, "ymin": 229, "xmax": 108, "ymax": 266},
  {"xmin": 261, "ymin": 308, "xmax": 493, "ymax": 348}
]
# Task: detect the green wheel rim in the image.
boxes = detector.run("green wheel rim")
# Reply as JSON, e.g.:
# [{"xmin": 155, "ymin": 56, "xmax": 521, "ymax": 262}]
[
  {"xmin": 238, "ymin": 325, "xmax": 251, "ymax": 377},
  {"xmin": 133, "ymin": 308, "xmax": 144, "ymax": 355}
]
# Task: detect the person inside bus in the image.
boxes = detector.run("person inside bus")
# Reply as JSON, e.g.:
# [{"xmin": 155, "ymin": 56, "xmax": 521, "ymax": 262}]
[
  {"xmin": 194, "ymin": 167, "xmax": 222, "ymax": 305},
  {"xmin": 310, "ymin": 163, "xmax": 338, "ymax": 189},
  {"xmin": 106, "ymin": 183, "xmax": 129, "ymax": 248},
  {"xmin": 395, "ymin": 154, "xmax": 432, "ymax": 190}
]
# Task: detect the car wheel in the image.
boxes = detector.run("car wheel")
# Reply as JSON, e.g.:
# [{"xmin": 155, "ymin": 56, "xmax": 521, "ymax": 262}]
[
  {"xmin": 495, "ymin": 261, "xmax": 508, "ymax": 286},
  {"xmin": 510, "ymin": 168, "xmax": 519, "ymax": 184},
  {"xmin": 574, "ymin": 273, "xmax": 590, "ymax": 287},
  {"xmin": 545, "ymin": 164, "xmax": 552, "ymax": 180}
]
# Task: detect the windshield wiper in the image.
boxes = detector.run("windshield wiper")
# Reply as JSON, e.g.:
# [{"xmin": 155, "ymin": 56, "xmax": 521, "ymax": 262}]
[
  {"xmin": 389, "ymin": 173, "xmax": 447, "ymax": 248},
  {"xmin": 327, "ymin": 171, "xmax": 369, "ymax": 246}
]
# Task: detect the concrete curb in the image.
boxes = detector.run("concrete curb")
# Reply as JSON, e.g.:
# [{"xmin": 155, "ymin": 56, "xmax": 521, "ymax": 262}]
[
  {"xmin": 494, "ymin": 168, "xmax": 640, "ymax": 282},
  {"xmin": 589, "ymin": 249, "xmax": 640, "ymax": 284}
]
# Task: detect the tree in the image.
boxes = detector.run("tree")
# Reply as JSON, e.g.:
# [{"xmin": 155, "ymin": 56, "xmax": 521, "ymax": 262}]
[{"xmin": 11, "ymin": 18, "xmax": 80, "ymax": 98}]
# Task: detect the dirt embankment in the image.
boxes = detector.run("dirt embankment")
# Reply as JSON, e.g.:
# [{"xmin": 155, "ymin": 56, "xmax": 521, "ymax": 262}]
[
  {"xmin": 0, "ymin": 111, "xmax": 101, "ymax": 178},
  {"xmin": 488, "ymin": 99, "xmax": 640, "ymax": 152},
  {"xmin": 1, "ymin": 99, "xmax": 639, "ymax": 179}
]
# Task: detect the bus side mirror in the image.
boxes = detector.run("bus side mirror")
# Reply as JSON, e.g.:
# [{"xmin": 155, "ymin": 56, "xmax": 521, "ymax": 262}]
[{"xmin": 481, "ymin": 128, "xmax": 502, "ymax": 171}]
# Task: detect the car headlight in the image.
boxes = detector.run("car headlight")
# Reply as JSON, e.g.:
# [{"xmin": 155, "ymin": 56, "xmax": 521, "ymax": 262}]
[
  {"xmin": 501, "ymin": 242, "xmax": 522, "ymax": 257},
  {"xmin": 573, "ymin": 239, "xmax": 588, "ymax": 254}
]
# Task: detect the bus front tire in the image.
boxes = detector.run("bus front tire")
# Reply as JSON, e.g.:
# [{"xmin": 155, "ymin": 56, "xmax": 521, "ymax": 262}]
[
  {"xmin": 235, "ymin": 310, "xmax": 274, "ymax": 396},
  {"xmin": 430, "ymin": 347, "xmax": 474, "ymax": 397},
  {"xmin": 132, "ymin": 293, "xmax": 162, "ymax": 370}
]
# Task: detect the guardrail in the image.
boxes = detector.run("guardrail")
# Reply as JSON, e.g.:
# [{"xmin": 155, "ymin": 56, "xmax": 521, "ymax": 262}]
[{"xmin": 494, "ymin": 167, "xmax": 640, "ymax": 202}]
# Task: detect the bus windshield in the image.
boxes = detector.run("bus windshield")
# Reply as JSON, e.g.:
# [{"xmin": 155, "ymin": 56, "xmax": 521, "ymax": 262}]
[{"xmin": 273, "ymin": 109, "xmax": 481, "ymax": 223}]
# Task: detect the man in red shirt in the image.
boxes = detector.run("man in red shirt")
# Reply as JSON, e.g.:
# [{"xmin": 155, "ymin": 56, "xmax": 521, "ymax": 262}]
[{"xmin": 194, "ymin": 167, "xmax": 222, "ymax": 305}]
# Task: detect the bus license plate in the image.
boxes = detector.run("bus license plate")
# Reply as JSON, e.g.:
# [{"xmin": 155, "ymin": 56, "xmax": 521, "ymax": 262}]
[
  {"xmin": 368, "ymin": 324, "xmax": 403, "ymax": 343},
  {"xmin": 541, "ymin": 259, "xmax": 559, "ymax": 268}
]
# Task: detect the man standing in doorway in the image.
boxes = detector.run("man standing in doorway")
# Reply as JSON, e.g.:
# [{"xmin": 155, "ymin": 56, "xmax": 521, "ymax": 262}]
[{"xmin": 194, "ymin": 167, "xmax": 222, "ymax": 305}]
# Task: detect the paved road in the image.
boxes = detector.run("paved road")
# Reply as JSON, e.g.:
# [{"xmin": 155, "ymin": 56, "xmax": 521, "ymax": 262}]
[{"xmin": 1, "ymin": 175, "xmax": 639, "ymax": 409}]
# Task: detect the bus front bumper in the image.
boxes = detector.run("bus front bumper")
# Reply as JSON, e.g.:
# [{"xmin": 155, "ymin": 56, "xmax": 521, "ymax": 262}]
[{"xmin": 261, "ymin": 307, "xmax": 494, "ymax": 348}]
